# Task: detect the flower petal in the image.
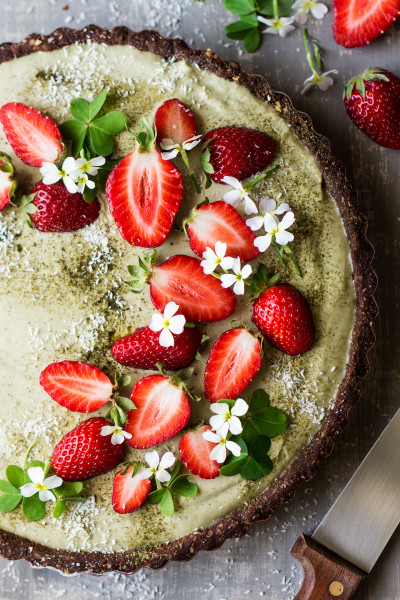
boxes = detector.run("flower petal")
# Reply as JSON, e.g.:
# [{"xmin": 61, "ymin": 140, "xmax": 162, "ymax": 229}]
[
  {"xmin": 312, "ymin": 3, "xmax": 328, "ymax": 19},
  {"xmin": 246, "ymin": 215, "xmax": 264, "ymax": 231},
  {"xmin": 43, "ymin": 475, "xmax": 63, "ymax": 490},
  {"xmin": 39, "ymin": 490, "xmax": 56, "ymax": 502},
  {"xmin": 203, "ymin": 429, "xmax": 221, "ymax": 443},
  {"xmin": 226, "ymin": 440, "xmax": 242, "ymax": 457},
  {"xmin": 156, "ymin": 469, "xmax": 171, "ymax": 483},
  {"xmin": 280, "ymin": 211, "xmax": 295, "ymax": 230},
  {"xmin": 200, "ymin": 259, "xmax": 216, "ymax": 275},
  {"xmin": 275, "ymin": 230, "xmax": 294, "ymax": 245},
  {"xmin": 232, "ymin": 398, "xmax": 249, "ymax": 417},
  {"xmin": 111, "ymin": 431, "xmax": 125, "ymax": 445},
  {"xmin": 264, "ymin": 213, "xmax": 279, "ymax": 232},
  {"xmin": 210, "ymin": 443, "xmax": 227, "ymax": 463},
  {"xmin": 202, "ymin": 247, "xmax": 217, "ymax": 262},
  {"xmin": 159, "ymin": 327, "xmax": 174, "ymax": 348},
  {"xmin": 183, "ymin": 135, "xmax": 202, "ymax": 150},
  {"xmin": 233, "ymin": 279, "xmax": 245, "ymax": 295},
  {"xmin": 220, "ymin": 274, "xmax": 237, "ymax": 289},
  {"xmin": 90, "ymin": 156, "xmax": 106, "ymax": 167},
  {"xmin": 274, "ymin": 202, "xmax": 291, "ymax": 215},
  {"xmin": 221, "ymin": 176, "xmax": 241, "ymax": 188},
  {"xmin": 63, "ymin": 176, "xmax": 78, "ymax": 194},
  {"xmin": 159, "ymin": 451, "xmax": 175, "ymax": 470},
  {"xmin": 149, "ymin": 313, "xmax": 165, "ymax": 332},
  {"xmin": 210, "ymin": 402, "xmax": 229, "ymax": 415},
  {"xmin": 27, "ymin": 467, "xmax": 44, "ymax": 485},
  {"xmin": 145, "ymin": 450, "xmax": 160, "ymax": 469},
  {"xmin": 160, "ymin": 138, "xmax": 177, "ymax": 151},
  {"xmin": 220, "ymin": 256, "xmax": 234, "ymax": 270},
  {"xmin": 243, "ymin": 195, "xmax": 259, "ymax": 216},
  {"xmin": 136, "ymin": 467, "xmax": 152, "ymax": 481},
  {"xmin": 62, "ymin": 156, "xmax": 78, "ymax": 174},
  {"xmin": 254, "ymin": 234, "xmax": 272, "ymax": 252},
  {"xmin": 228, "ymin": 416, "xmax": 243, "ymax": 435},
  {"xmin": 168, "ymin": 314, "xmax": 186, "ymax": 334},
  {"xmin": 215, "ymin": 422, "xmax": 230, "ymax": 438},
  {"xmin": 163, "ymin": 301, "xmax": 179, "ymax": 319},
  {"xmin": 240, "ymin": 264, "xmax": 252, "ymax": 279},
  {"xmin": 223, "ymin": 189, "xmax": 241, "ymax": 208},
  {"xmin": 209, "ymin": 415, "xmax": 225, "ymax": 432},
  {"xmin": 101, "ymin": 425, "xmax": 116, "ymax": 437},
  {"xmin": 214, "ymin": 241, "xmax": 227, "ymax": 258},
  {"xmin": 161, "ymin": 149, "xmax": 179, "ymax": 160},
  {"xmin": 19, "ymin": 483, "xmax": 37, "ymax": 498}
]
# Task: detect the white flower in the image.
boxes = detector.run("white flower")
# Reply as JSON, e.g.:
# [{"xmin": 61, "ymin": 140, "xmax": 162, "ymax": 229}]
[
  {"xmin": 254, "ymin": 211, "xmax": 295, "ymax": 252},
  {"xmin": 220, "ymin": 258, "xmax": 252, "ymax": 296},
  {"xmin": 210, "ymin": 398, "xmax": 249, "ymax": 438},
  {"xmin": 161, "ymin": 135, "xmax": 202, "ymax": 160},
  {"xmin": 222, "ymin": 176, "xmax": 258, "ymax": 216},
  {"xmin": 246, "ymin": 198, "xmax": 291, "ymax": 232},
  {"xmin": 20, "ymin": 466, "xmax": 62, "ymax": 502},
  {"xmin": 149, "ymin": 301, "xmax": 186, "ymax": 347},
  {"xmin": 302, "ymin": 69, "xmax": 338, "ymax": 94},
  {"xmin": 200, "ymin": 241, "xmax": 234, "ymax": 275},
  {"xmin": 40, "ymin": 156, "xmax": 78, "ymax": 194},
  {"xmin": 101, "ymin": 425, "xmax": 132, "ymax": 445},
  {"xmin": 136, "ymin": 450, "xmax": 176, "ymax": 482},
  {"xmin": 293, "ymin": 0, "xmax": 328, "ymax": 25},
  {"xmin": 74, "ymin": 172, "xmax": 96, "ymax": 194},
  {"xmin": 258, "ymin": 15, "xmax": 296, "ymax": 38},
  {"xmin": 71, "ymin": 155, "xmax": 106, "ymax": 177},
  {"xmin": 202, "ymin": 429, "xmax": 242, "ymax": 464}
]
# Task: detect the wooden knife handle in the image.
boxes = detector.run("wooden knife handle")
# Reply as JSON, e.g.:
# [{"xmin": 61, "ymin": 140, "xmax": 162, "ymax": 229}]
[{"xmin": 291, "ymin": 534, "xmax": 367, "ymax": 600}]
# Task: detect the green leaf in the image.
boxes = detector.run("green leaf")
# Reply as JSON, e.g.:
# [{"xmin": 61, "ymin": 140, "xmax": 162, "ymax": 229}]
[
  {"xmin": 89, "ymin": 127, "xmax": 114, "ymax": 157},
  {"xmin": 6, "ymin": 465, "xmax": 26, "ymax": 488},
  {"xmin": 0, "ymin": 480, "xmax": 21, "ymax": 494},
  {"xmin": 244, "ymin": 390, "xmax": 287, "ymax": 439},
  {"xmin": 53, "ymin": 500, "xmax": 66, "ymax": 518},
  {"xmin": 159, "ymin": 489, "xmax": 174, "ymax": 516},
  {"xmin": 82, "ymin": 184, "xmax": 98, "ymax": 204},
  {"xmin": 22, "ymin": 496, "xmax": 46, "ymax": 521},
  {"xmin": 0, "ymin": 491, "xmax": 22, "ymax": 513},
  {"xmin": 249, "ymin": 436, "xmax": 273, "ymax": 475},
  {"xmin": 226, "ymin": 21, "xmax": 254, "ymax": 40},
  {"xmin": 58, "ymin": 482, "xmax": 83, "ymax": 497},
  {"xmin": 60, "ymin": 120, "xmax": 87, "ymax": 156},
  {"xmin": 115, "ymin": 372, "xmax": 131, "ymax": 388},
  {"xmin": 169, "ymin": 462, "xmax": 181, "ymax": 483},
  {"xmin": 219, "ymin": 437, "xmax": 248, "ymax": 477},
  {"xmin": 258, "ymin": 0, "xmax": 293, "ymax": 17},
  {"xmin": 170, "ymin": 475, "xmax": 198, "ymax": 498},
  {"xmin": 116, "ymin": 396, "xmax": 136, "ymax": 412},
  {"xmin": 70, "ymin": 98, "xmax": 90, "ymax": 122},
  {"xmin": 147, "ymin": 488, "xmax": 167, "ymax": 504},
  {"xmin": 96, "ymin": 157, "xmax": 122, "ymax": 192},
  {"xmin": 224, "ymin": 0, "xmax": 255, "ymax": 15},
  {"xmin": 27, "ymin": 460, "xmax": 45, "ymax": 470},
  {"xmin": 243, "ymin": 27, "xmax": 261, "ymax": 53},
  {"xmin": 92, "ymin": 112, "xmax": 127, "ymax": 135},
  {"xmin": 88, "ymin": 90, "xmax": 107, "ymax": 121}
]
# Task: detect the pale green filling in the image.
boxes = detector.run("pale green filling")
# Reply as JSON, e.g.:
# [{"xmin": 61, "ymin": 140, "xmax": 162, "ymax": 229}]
[{"xmin": 0, "ymin": 43, "xmax": 355, "ymax": 553}]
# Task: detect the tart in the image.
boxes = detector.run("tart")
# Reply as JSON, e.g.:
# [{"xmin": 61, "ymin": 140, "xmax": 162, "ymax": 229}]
[{"xmin": 0, "ymin": 26, "xmax": 376, "ymax": 574}]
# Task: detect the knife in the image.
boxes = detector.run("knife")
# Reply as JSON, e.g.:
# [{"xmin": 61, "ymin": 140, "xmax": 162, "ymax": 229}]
[{"xmin": 290, "ymin": 407, "xmax": 400, "ymax": 599}]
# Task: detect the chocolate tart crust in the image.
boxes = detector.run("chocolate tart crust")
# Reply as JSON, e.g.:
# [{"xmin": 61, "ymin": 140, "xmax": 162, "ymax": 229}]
[{"xmin": 0, "ymin": 25, "xmax": 377, "ymax": 575}]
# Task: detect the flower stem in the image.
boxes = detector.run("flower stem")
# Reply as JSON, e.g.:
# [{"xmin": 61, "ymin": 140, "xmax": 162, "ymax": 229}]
[
  {"xmin": 245, "ymin": 165, "xmax": 280, "ymax": 192},
  {"xmin": 180, "ymin": 148, "xmax": 201, "ymax": 194},
  {"xmin": 273, "ymin": 0, "xmax": 279, "ymax": 20},
  {"xmin": 302, "ymin": 28, "xmax": 319, "ymax": 78},
  {"xmin": 283, "ymin": 245, "xmax": 303, "ymax": 277},
  {"xmin": 23, "ymin": 437, "xmax": 38, "ymax": 470}
]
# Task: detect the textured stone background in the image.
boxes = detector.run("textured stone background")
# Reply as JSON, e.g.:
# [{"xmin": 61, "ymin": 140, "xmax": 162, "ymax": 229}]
[{"xmin": 1, "ymin": 1, "xmax": 399, "ymax": 598}]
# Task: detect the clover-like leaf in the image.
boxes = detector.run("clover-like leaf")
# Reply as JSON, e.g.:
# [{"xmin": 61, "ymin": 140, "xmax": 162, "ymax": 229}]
[
  {"xmin": 6, "ymin": 465, "xmax": 26, "ymax": 489},
  {"xmin": 70, "ymin": 98, "xmax": 90, "ymax": 122},
  {"xmin": 82, "ymin": 185, "xmax": 98, "ymax": 205},
  {"xmin": 53, "ymin": 500, "xmax": 66, "ymax": 518},
  {"xmin": 219, "ymin": 437, "xmax": 248, "ymax": 477},
  {"xmin": 88, "ymin": 90, "xmax": 107, "ymax": 121},
  {"xmin": 147, "ymin": 488, "xmax": 167, "ymax": 504},
  {"xmin": 0, "ymin": 480, "xmax": 22, "ymax": 513},
  {"xmin": 91, "ymin": 112, "xmax": 127, "ymax": 135},
  {"xmin": 90, "ymin": 127, "xmax": 114, "ymax": 157},
  {"xmin": 57, "ymin": 481, "xmax": 83, "ymax": 498},
  {"xmin": 169, "ymin": 475, "xmax": 198, "ymax": 498},
  {"xmin": 159, "ymin": 489, "xmax": 174, "ymax": 516},
  {"xmin": 22, "ymin": 495, "xmax": 46, "ymax": 521}
]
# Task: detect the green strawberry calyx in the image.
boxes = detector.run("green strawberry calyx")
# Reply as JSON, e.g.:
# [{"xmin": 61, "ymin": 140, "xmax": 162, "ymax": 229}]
[{"xmin": 344, "ymin": 68, "xmax": 390, "ymax": 100}]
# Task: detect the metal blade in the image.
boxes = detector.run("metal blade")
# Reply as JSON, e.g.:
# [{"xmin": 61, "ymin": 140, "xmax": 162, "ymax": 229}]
[{"xmin": 313, "ymin": 408, "xmax": 400, "ymax": 573}]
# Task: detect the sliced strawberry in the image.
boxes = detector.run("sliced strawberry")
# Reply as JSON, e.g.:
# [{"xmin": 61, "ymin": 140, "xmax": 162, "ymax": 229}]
[
  {"xmin": 186, "ymin": 201, "xmax": 260, "ymax": 262},
  {"xmin": 0, "ymin": 153, "xmax": 16, "ymax": 211},
  {"xmin": 40, "ymin": 361, "xmax": 113, "ymax": 413},
  {"xmin": 150, "ymin": 255, "xmax": 237, "ymax": 323},
  {"xmin": 0, "ymin": 102, "xmax": 63, "ymax": 167},
  {"xmin": 204, "ymin": 328, "xmax": 262, "ymax": 403},
  {"xmin": 112, "ymin": 465, "xmax": 151, "ymax": 514},
  {"xmin": 203, "ymin": 126, "xmax": 276, "ymax": 183},
  {"xmin": 51, "ymin": 417, "xmax": 125, "ymax": 481},
  {"xmin": 333, "ymin": 0, "xmax": 400, "ymax": 48},
  {"xmin": 154, "ymin": 98, "xmax": 197, "ymax": 147},
  {"xmin": 112, "ymin": 325, "xmax": 202, "ymax": 371},
  {"xmin": 106, "ymin": 120, "xmax": 183, "ymax": 248},
  {"xmin": 179, "ymin": 425, "xmax": 220, "ymax": 479},
  {"xmin": 125, "ymin": 374, "xmax": 190, "ymax": 448}
]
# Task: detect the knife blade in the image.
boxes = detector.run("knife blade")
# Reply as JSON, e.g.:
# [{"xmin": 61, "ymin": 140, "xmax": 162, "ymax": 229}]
[{"xmin": 290, "ymin": 408, "xmax": 400, "ymax": 599}]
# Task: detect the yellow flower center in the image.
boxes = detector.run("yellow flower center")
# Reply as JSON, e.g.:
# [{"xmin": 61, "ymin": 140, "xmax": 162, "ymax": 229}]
[{"xmin": 36, "ymin": 483, "xmax": 48, "ymax": 491}]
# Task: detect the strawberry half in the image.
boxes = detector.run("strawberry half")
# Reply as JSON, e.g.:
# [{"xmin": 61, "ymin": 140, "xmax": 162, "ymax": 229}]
[
  {"xmin": 124, "ymin": 374, "xmax": 191, "ymax": 448},
  {"xmin": 40, "ymin": 360, "xmax": 113, "ymax": 413},
  {"xmin": 26, "ymin": 181, "xmax": 100, "ymax": 232},
  {"xmin": 179, "ymin": 425, "xmax": 220, "ymax": 479},
  {"xmin": 0, "ymin": 153, "xmax": 16, "ymax": 211},
  {"xmin": 344, "ymin": 68, "xmax": 400, "ymax": 149},
  {"xmin": 253, "ymin": 283, "xmax": 315, "ymax": 356},
  {"xmin": 112, "ymin": 465, "xmax": 151, "ymax": 514},
  {"xmin": 186, "ymin": 200, "xmax": 260, "ymax": 262},
  {"xmin": 112, "ymin": 325, "xmax": 202, "ymax": 371},
  {"xmin": 203, "ymin": 126, "xmax": 276, "ymax": 183},
  {"xmin": 149, "ymin": 255, "xmax": 237, "ymax": 323},
  {"xmin": 154, "ymin": 98, "xmax": 197, "ymax": 147},
  {"xmin": 0, "ymin": 102, "xmax": 63, "ymax": 167},
  {"xmin": 333, "ymin": 0, "xmax": 400, "ymax": 48},
  {"xmin": 204, "ymin": 328, "xmax": 262, "ymax": 403},
  {"xmin": 105, "ymin": 119, "xmax": 183, "ymax": 247},
  {"xmin": 51, "ymin": 417, "xmax": 125, "ymax": 481}
]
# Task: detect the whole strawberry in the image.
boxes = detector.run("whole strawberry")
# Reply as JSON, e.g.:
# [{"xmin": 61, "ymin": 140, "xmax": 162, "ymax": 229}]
[
  {"xmin": 24, "ymin": 181, "xmax": 100, "ymax": 232},
  {"xmin": 253, "ymin": 283, "xmax": 315, "ymax": 356},
  {"xmin": 203, "ymin": 126, "xmax": 276, "ymax": 183},
  {"xmin": 112, "ymin": 325, "xmax": 202, "ymax": 371},
  {"xmin": 344, "ymin": 68, "xmax": 400, "ymax": 149},
  {"xmin": 51, "ymin": 417, "xmax": 125, "ymax": 481}
]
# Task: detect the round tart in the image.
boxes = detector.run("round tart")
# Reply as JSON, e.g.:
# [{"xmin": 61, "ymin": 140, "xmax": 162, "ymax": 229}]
[{"xmin": 0, "ymin": 26, "xmax": 376, "ymax": 574}]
